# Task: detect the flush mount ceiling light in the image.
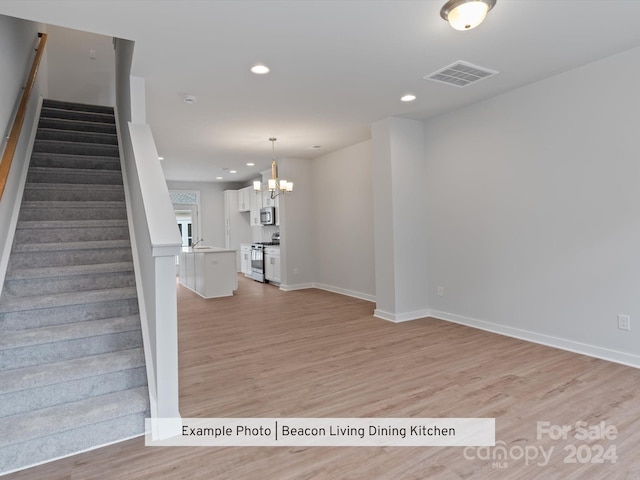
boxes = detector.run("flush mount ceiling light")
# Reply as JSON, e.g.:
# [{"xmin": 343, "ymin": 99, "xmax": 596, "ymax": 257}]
[
  {"xmin": 253, "ymin": 138, "xmax": 293, "ymax": 199},
  {"xmin": 250, "ymin": 64, "xmax": 270, "ymax": 75},
  {"xmin": 440, "ymin": 0, "xmax": 496, "ymax": 31}
]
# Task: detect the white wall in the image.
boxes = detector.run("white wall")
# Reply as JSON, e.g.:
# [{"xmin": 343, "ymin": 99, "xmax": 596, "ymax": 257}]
[
  {"xmin": 278, "ymin": 157, "xmax": 315, "ymax": 289},
  {"xmin": 0, "ymin": 15, "xmax": 48, "ymax": 292},
  {"xmin": 423, "ymin": 45, "xmax": 640, "ymax": 365},
  {"xmin": 311, "ymin": 140, "xmax": 375, "ymax": 300},
  {"xmin": 166, "ymin": 181, "xmax": 232, "ymax": 248},
  {"xmin": 0, "ymin": 15, "xmax": 47, "ymax": 148},
  {"xmin": 46, "ymin": 24, "xmax": 115, "ymax": 106}
]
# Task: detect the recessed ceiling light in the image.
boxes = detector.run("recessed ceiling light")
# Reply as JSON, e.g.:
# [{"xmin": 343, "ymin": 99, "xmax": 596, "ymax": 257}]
[
  {"xmin": 246, "ymin": 162, "xmax": 255, "ymax": 166},
  {"xmin": 158, "ymin": 156, "xmax": 164, "ymax": 160},
  {"xmin": 216, "ymin": 176, "xmax": 223, "ymax": 180},
  {"xmin": 311, "ymin": 145, "xmax": 322, "ymax": 149},
  {"xmin": 183, "ymin": 95, "xmax": 197, "ymax": 104},
  {"xmin": 401, "ymin": 94, "xmax": 417, "ymax": 102},
  {"xmin": 251, "ymin": 64, "xmax": 270, "ymax": 75},
  {"xmin": 230, "ymin": 170, "xmax": 237, "ymax": 174}
]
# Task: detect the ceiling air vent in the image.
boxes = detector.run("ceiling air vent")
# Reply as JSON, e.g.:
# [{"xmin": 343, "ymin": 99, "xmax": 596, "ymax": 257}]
[{"xmin": 424, "ymin": 61, "xmax": 498, "ymax": 88}]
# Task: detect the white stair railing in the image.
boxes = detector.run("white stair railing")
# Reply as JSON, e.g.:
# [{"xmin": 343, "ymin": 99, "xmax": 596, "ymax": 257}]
[{"xmin": 114, "ymin": 38, "xmax": 182, "ymax": 439}]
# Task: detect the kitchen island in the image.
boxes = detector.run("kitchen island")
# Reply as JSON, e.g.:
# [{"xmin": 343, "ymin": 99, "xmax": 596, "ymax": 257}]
[{"xmin": 178, "ymin": 247, "xmax": 237, "ymax": 298}]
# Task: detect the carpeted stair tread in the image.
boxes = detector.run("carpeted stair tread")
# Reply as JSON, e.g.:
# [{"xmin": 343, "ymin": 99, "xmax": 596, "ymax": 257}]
[
  {"xmin": 33, "ymin": 139, "xmax": 119, "ymax": 157},
  {"xmin": 20, "ymin": 201, "xmax": 126, "ymax": 211},
  {"xmin": 42, "ymin": 99, "xmax": 114, "ymax": 115},
  {"xmin": 12, "ymin": 239, "xmax": 130, "ymax": 253},
  {"xmin": 0, "ymin": 316, "xmax": 141, "ymax": 352},
  {"xmin": 0, "ymin": 298, "xmax": 140, "ymax": 331},
  {"xmin": 14, "ymin": 220, "xmax": 130, "ymax": 243},
  {"xmin": 2, "ymin": 272, "xmax": 135, "ymax": 298},
  {"xmin": 38, "ymin": 109, "xmax": 117, "ymax": 125},
  {"xmin": 38, "ymin": 117, "xmax": 116, "ymax": 134},
  {"xmin": 17, "ymin": 219, "xmax": 128, "ymax": 229},
  {"xmin": 0, "ymin": 347, "xmax": 144, "ymax": 395},
  {"xmin": 27, "ymin": 170, "xmax": 124, "ymax": 186},
  {"xmin": 7, "ymin": 262, "xmax": 133, "ymax": 281},
  {"xmin": 0, "ymin": 387, "xmax": 148, "ymax": 448},
  {"xmin": 40, "ymin": 106, "xmax": 115, "ymax": 123},
  {"xmin": 21, "ymin": 185, "xmax": 125, "ymax": 202},
  {"xmin": 30, "ymin": 152, "xmax": 121, "ymax": 164},
  {"xmin": 27, "ymin": 166, "xmax": 123, "ymax": 177},
  {"xmin": 37, "ymin": 128, "xmax": 117, "ymax": 145},
  {"xmin": 23, "ymin": 183, "xmax": 124, "ymax": 193},
  {"xmin": 40, "ymin": 102, "xmax": 115, "ymax": 119},
  {"xmin": 29, "ymin": 152, "xmax": 121, "ymax": 171},
  {"xmin": 0, "ymin": 287, "xmax": 138, "ymax": 314}
]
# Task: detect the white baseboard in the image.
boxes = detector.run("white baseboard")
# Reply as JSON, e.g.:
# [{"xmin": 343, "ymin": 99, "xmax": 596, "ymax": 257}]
[
  {"xmin": 373, "ymin": 308, "xmax": 431, "ymax": 323},
  {"xmin": 279, "ymin": 282, "xmax": 315, "ymax": 291},
  {"xmin": 314, "ymin": 283, "xmax": 376, "ymax": 303},
  {"xmin": 279, "ymin": 282, "xmax": 375, "ymax": 304},
  {"xmin": 430, "ymin": 309, "xmax": 640, "ymax": 369}
]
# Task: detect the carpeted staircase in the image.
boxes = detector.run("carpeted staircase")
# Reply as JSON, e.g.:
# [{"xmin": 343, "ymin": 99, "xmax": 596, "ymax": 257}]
[{"xmin": 0, "ymin": 99, "xmax": 149, "ymax": 474}]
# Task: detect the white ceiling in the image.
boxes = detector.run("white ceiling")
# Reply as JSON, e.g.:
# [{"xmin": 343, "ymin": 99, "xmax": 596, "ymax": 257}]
[{"xmin": 3, "ymin": 0, "xmax": 640, "ymax": 183}]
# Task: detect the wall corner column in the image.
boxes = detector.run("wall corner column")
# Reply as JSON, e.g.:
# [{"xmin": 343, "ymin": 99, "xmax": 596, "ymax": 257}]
[{"xmin": 372, "ymin": 117, "xmax": 430, "ymax": 322}]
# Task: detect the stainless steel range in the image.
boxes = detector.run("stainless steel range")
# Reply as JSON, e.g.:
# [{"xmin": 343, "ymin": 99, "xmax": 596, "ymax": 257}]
[
  {"xmin": 251, "ymin": 243, "xmax": 265, "ymax": 282},
  {"xmin": 251, "ymin": 233, "xmax": 280, "ymax": 283}
]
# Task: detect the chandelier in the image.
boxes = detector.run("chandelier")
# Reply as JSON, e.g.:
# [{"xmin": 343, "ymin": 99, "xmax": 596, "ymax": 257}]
[{"xmin": 253, "ymin": 138, "xmax": 293, "ymax": 199}]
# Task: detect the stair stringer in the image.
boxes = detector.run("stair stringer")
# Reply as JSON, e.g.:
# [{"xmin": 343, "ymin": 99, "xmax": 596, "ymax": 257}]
[{"xmin": 113, "ymin": 105, "xmax": 159, "ymax": 423}]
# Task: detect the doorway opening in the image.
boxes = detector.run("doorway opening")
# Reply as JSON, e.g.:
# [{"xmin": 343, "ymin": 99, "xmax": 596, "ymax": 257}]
[{"xmin": 169, "ymin": 190, "xmax": 201, "ymax": 273}]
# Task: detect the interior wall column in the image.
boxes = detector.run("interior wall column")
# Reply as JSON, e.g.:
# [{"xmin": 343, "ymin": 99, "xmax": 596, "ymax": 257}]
[{"xmin": 372, "ymin": 117, "xmax": 429, "ymax": 322}]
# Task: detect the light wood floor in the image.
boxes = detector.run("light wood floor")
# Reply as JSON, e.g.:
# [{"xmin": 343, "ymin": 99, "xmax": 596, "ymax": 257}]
[{"xmin": 5, "ymin": 275, "xmax": 640, "ymax": 479}]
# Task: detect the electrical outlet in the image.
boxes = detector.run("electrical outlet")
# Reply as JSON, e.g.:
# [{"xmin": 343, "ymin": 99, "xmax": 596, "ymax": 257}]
[
  {"xmin": 89, "ymin": 49, "xmax": 96, "ymax": 59},
  {"xmin": 437, "ymin": 286, "xmax": 444, "ymax": 297},
  {"xmin": 618, "ymin": 314, "xmax": 631, "ymax": 331}
]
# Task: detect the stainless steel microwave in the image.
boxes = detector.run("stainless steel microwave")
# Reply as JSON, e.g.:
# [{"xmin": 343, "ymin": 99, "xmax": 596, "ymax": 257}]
[{"xmin": 260, "ymin": 206, "xmax": 276, "ymax": 225}]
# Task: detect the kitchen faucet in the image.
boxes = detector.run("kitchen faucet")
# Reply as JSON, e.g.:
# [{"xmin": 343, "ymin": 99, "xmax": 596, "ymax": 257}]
[{"xmin": 192, "ymin": 238, "xmax": 204, "ymax": 248}]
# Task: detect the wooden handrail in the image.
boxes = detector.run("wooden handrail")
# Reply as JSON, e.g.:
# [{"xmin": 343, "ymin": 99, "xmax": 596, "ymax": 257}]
[{"xmin": 0, "ymin": 32, "xmax": 48, "ymax": 200}]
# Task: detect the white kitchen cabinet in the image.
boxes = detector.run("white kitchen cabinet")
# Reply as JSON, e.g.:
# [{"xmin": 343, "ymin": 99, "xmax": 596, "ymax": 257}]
[
  {"xmin": 237, "ymin": 187, "xmax": 251, "ymax": 212},
  {"xmin": 240, "ymin": 244, "xmax": 252, "ymax": 277},
  {"xmin": 264, "ymin": 246, "xmax": 281, "ymax": 284},
  {"xmin": 224, "ymin": 190, "xmax": 251, "ymax": 271},
  {"xmin": 262, "ymin": 190, "xmax": 274, "ymax": 208},
  {"xmin": 250, "ymin": 188, "xmax": 262, "ymax": 226}
]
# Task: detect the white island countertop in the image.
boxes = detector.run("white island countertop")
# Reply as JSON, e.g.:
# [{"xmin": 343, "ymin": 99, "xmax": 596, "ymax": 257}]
[{"xmin": 182, "ymin": 246, "xmax": 236, "ymax": 253}]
